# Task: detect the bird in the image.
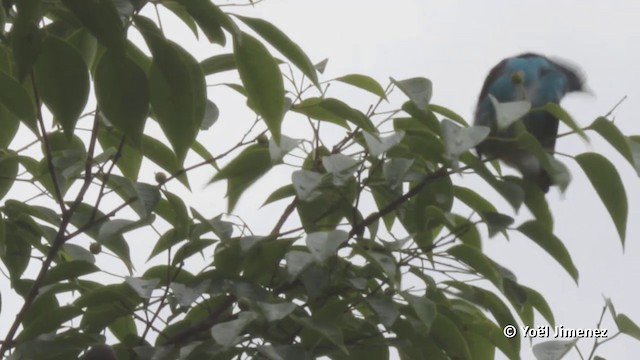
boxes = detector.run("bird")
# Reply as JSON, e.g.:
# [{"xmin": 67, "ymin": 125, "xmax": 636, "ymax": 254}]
[{"xmin": 473, "ymin": 53, "xmax": 585, "ymax": 193}]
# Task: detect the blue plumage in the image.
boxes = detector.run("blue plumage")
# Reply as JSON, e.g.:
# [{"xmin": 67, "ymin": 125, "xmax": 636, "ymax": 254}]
[{"xmin": 474, "ymin": 53, "xmax": 584, "ymax": 192}]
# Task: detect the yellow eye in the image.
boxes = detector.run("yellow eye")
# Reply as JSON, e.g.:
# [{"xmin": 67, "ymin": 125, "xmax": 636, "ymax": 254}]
[{"xmin": 511, "ymin": 70, "xmax": 525, "ymax": 85}]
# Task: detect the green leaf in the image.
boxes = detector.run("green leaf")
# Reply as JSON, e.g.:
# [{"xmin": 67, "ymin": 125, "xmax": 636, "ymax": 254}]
[
  {"xmin": 11, "ymin": 0, "xmax": 42, "ymax": 81},
  {"xmin": 161, "ymin": 1, "xmax": 199, "ymax": 39},
  {"xmin": 318, "ymin": 98, "xmax": 375, "ymax": 132},
  {"xmin": 257, "ymin": 301, "xmax": 297, "ymax": 322},
  {"xmin": 163, "ymin": 190, "xmax": 190, "ymax": 233},
  {"xmin": 509, "ymin": 176, "xmax": 553, "ymax": 230},
  {"xmin": 488, "ymin": 96, "xmax": 531, "ymax": 130},
  {"xmin": 285, "ymin": 250, "xmax": 314, "ymax": 278},
  {"xmin": 541, "ymin": 103, "xmax": 588, "ymax": 141},
  {"xmin": 453, "ymin": 186, "xmax": 498, "ymax": 214},
  {"xmin": 448, "ymin": 244, "xmax": 503, "ymax": 290},
  {"xmin": 0, "ymin": 221, "xmax": 32, "ymax": 280},
  {"xmin": 61, "ymin": 0, "xmax": 125, "ymax": 55},
  {"xmin": 135, "ymin": 16, "xmax": 206, "ymax": 163},
  {"xmin": 295, "ymin": 316, "xmax": 348, "ymax": 354},
  {"xmin": 97, "ymin": 128, "xmax": 142, "ymax": 180},
  {"xmin": 210, "ymin": 144, "xmax": 273, "ymax": 211},
  {"xmin": 590, "ymin": 117, "xmax": 637, "ymax": 175},
  {"xmin": 18, "ymin": 305, "xmax": 83, "ymax": 341},
  {"xmin": 75, "ymin": 283, "xmax": 142, "ymax": 309},
  {"xmin": 107, "ymin": 175, "xmax": 160, "ymax": 218},
  {"xmin": 291, "ymin": 97, "xmax": 348, "ymax": 128},
  {"xmin": 95, "ymin": 50, "xmax": 149, "ymax": 146},
  {"xmin": 35, "ymin": 36, "xmax": 90, "ymax": 139},
  {"xmin": 363, "ymin": 131, "xmax": 405, "ymax": 157},
  {"xmin": 234, "ymin": 31, "xmax": 285, "ymax": 142},
  {"xmin": 177, "ymin": 0, "xmax": 233, "ymax": 45},
  {"xmin": 430, "ymin": 313, "xmax": 472, "ymax": 359},
  {"xmin": 66, "ymin": 28, "xmax": 99, "ymax": 68},
  {"xmin": 305, "ymin": 230, "xmax": 348, "ymax": 263},
  {"xmin": 575, "ymin": 152, "xmax": 627, "ymax": 245},
  {"xmin": 402, "ymin": 292, "xmax": 437, "ymax": 330},
  {"xmin": 0, "ymin": 104, "xmax": 20, "ymax": 148},
  {"xmin": 522, "ymin": 285, "xmax": 555, "ymax": 326},
  {"xmin": 441, "ymin": 119, "xmax": 489, "ymax": 165},
  {"xmin": 480, "ymin": 212, "xmax": 514, "ymax": 238},
  {"xmin": 532, "ymin": 339, "xmax": 577, "ymax": 360},
  {"xmin": 518, "ymin": 220, "xmax": 579, "ymax": 283},
  {"xmin": 0, "ymin": 72, "xmax": 36, "ymax": 128},
  {"xmin": 391, "ymin": 77, "xmax": 432, "ymax": 111},
  {"xmin": 147, "ymin": 229, "xmax": 185, "ymax": 260},
  {"xmin": 42, "ymin": 261, "xmax": 100, "ymax": 286},
  {"xmin": 616, "ymin": 313, "xmax": 640, "ymax": 341},
  {"xmin": 212, "ymin": 312, "xmax": 258, "ymax": 347},
  {"xmin": 335, "ymin": 74, "xmax": 386, "ymax": 99},
  {"xmin": 0, "ymin": 153, "xmax": 18, "ymax": 200},
  {"xmin": 237, "ymin": 15, "xmax": 319, "ymax": 88},
  {"xmin": 364, "ymin": 250, "xmax": 399, "ymax": 288},
  {"xmin": 200, "ymin": 53, "xmax": 237, "ymax": 75},
  {"xmin": 428, "ymin": 104, "xmax": 469, "ymax": 127}
]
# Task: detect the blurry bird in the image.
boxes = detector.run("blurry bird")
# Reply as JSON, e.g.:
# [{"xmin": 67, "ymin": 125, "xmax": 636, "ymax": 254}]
[{"xmin": 474, "ymin": 53, "xmax": 585, "ymax": 192}]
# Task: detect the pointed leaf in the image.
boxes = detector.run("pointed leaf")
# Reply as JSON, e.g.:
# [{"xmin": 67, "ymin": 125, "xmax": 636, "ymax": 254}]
[
  {"xmin": 161, "ymin": 1, "xmax": 199, "ymax": 39},
  {"xmin": 489, "ymin": 95, "xmax": 531, "ymax": 130},
  {"xmin": 616, "ymin": 313, "xmax": 640, "ymax": 341},
  {"xmin": 590, "ymin": 117, "xmax": 638, "ymax": 175},
  {"xmin": 210, "ymin": 144, "xmax": 272, "ymax": 211},
  {"xmin": 0, "ymin": 153, "xmax": 18, "ymax": 200},
  {"xmin": 532, "ymin": 339, "xmax": 577, "ymax": 360},
  {"xmin": 62, "ymin": 0, "xmax": 125, "ymax": 54},
  {"xmin": 575, "ymin": 152, "xmax": 627, "ymax": 244},
  {"xmin": 448, "ymin": 244, "xmax": 503, "ymax": 289},
  {"xmin": 11, "ymin": 0, "xmax": 42, "ymax": 81},
  {"xmin": 269, "ymin": 135, "xmax": 300, "ymax": 162},
  {"xmin": 336, "ymin": 74, "xmax": 386, "ymax": 99},
  {"xmin": 305, "ymin": 230, "xmax": 348, "ymax": 263},
  {"xmin": 95, "ymin": 51, "xmax": 149, "ymax": 146},
  {"xmin": 285, "ymin": 250, "xmax": 314, "ymax": 278},
  {"xmin": 441, "ymin": 119, "xmax": 489, "ymax": 165},
  {"xmin": 363, "ymin": 131, "xmax": 405, "ymax": 157},
  {"xmin": 177, "ymin": 0, "xmax": 232, "ymax": 45},
  {"xmin": 135, "ymin": 16, "xmax": 206, "ymax": 163},
  {"xmin": 542, "ymin": 103, "xmax": 588, "ymax": 141},
  {"xmin": 0, "ymin": 72, "xmax": 36, "ymax": 126},
  {"xmin": 292, "ymin": 170, "xmax": 323, "ymax": 201},
  {"xmin": 391, "ymin": 77, "xmax": 432, "ymax": 111},
  {"xmin": 35, "ymin": 36, "xmax": 89, "ymax": 138},
  {"xmin": 518, "ymin": 221, "xmax": 579, "ymax": 283},
  {"xmin": 201, "ymin": 53, "xmax": 237, "ymax": 75},
  {"xmin": 42, "ymin": 261, "xmax": 100, "ymax": 286},
  {"xmin": 257, "ymin": 301, "xmax": 297, "ymax": 322},
  {"xmin": 237, "ymin": 15, "xmax": 319, "ymax": 88},
  {"xmin": 234, "ymin": 32, "xmax": 284, "ymax": 142},
  {"xmin": 125, "ymin": 277, "xmax": 160, "ymax": 299},
  {"xmin": 212, "ymin": 312, "xmax": 258, "ymax": 347},
  {"xmin": 401, "ymin": 292, "xmax": 437, "ymax": 329}
]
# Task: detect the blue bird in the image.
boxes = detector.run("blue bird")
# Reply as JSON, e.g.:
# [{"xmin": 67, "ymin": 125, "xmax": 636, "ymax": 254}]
[{"xmin": 474, "ymin": 53, "xmax": 585, "ymax": 193}]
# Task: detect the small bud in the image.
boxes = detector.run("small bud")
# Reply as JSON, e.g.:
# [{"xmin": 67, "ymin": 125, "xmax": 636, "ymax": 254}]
[
  {"xmin": 256, "ymin": 134, "xmax": 268, "ymax": 145},
  {"xmin": 155, "ymin": 172, "xmax": 167, "ymax": 184},
  {"xmin": 89, "ymin": 242, "xmax": 102, "ymax": 255}
]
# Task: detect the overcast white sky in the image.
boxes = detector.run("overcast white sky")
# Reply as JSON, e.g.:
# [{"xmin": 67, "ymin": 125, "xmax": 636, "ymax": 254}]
[{"xmin": 3, "ymin": 1, "xmax": 640, "ymax": 359}]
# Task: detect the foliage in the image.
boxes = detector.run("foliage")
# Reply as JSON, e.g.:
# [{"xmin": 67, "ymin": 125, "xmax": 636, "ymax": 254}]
[{"xmin": 0, "ymin": 1, "xmax": 638, "ymax": 359}]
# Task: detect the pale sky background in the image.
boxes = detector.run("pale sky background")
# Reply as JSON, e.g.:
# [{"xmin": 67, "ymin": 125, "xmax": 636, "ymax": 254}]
[{"xmin": 3, "ymin": 1, "xmax": 640, "ymax": 359}]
